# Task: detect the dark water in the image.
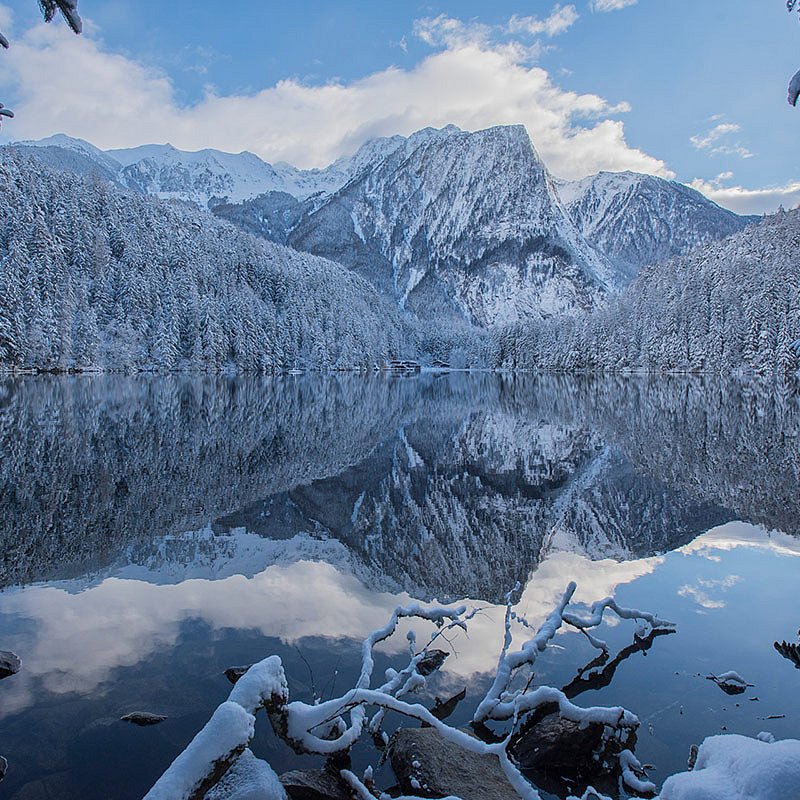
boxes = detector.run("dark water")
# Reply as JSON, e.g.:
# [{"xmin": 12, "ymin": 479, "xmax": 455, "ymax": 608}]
[{"xmin": 0, "ymin": 373, "xmax": 798, "ymax": 799}]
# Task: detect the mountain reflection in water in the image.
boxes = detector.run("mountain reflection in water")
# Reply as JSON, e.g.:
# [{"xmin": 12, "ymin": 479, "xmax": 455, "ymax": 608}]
[
  {"xmin": 0, "ymin": 374, "xmax": 798, "ymax": 800},
  {"xmin": 1, "ymin": 373, "xmax": 798, "ymax": 598}
]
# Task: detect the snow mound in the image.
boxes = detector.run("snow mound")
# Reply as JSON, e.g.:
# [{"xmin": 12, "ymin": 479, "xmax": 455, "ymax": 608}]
[
  {"xmin": 658, "ymin": 734, "xmax": 800, "ymax": 800},
  {"xmin": 206, "ymin": 749, "xmax": 287, "ymax": 800}
]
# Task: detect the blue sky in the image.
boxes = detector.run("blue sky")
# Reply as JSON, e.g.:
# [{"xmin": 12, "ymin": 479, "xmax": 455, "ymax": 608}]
[{"xmin": 0, "ymin": 1, "xmax": 798, "ymax": 212}]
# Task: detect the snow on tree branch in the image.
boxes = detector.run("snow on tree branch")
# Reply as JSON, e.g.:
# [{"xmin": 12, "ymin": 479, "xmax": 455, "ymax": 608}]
[
  {"xmin": 145, "ymin": 583, "xmax": 669, "ymax": 800},
  {"xmin": 0, "ymin": 1, "xmax": 82, "ymax": 123},
  {"xmin": 472, "ymin": 581, "xmax": 672, "ymax": 726},
  {"xmin": 39, "ymin": 1, "xmax": 83, "ymax": 34}
]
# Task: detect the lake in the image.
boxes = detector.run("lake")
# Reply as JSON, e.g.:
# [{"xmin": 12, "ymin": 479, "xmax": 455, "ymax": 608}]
[{"xmin": 0, "ymin": 373, "xmax": 798, "ymax": 799}]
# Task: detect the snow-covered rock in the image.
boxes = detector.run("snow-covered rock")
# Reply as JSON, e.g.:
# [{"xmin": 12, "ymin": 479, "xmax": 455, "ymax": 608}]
[{"xmin": 657, "ymin": 735, "xmax": 800, "ymax": 800}]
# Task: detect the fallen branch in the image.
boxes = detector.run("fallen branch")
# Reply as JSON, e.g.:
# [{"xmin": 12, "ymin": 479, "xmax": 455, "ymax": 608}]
[{"xmin": 145, "ymin": 584, "xmax": 671, "ymax": 800}]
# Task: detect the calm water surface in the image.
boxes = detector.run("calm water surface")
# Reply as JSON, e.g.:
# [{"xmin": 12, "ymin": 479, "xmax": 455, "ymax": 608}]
[{"xmin": 0, "ymin": 374, "xmax": 798, "ymax": 799}]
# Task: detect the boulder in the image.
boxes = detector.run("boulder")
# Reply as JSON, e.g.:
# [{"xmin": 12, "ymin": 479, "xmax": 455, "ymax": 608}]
[
  {"xmin": 389, "ymin": 727, "xmax": 518, "ymax": 800},
  {"xmin": 511, "ymin": 710, "xmax": 605, "ymax": 772},
  {"xmin": 0, "ymin": 651, "xmax": 20, "ymax": 680},
  {"xmin": 279, "ymin": 769, "xmax": 351, "ymax": 800}
]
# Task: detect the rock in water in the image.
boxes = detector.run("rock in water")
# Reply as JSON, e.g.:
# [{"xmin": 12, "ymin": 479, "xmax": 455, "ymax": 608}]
[
  {"xmin": 0, "ymin": 755, "xmax": 7, "ymax": 782},
  {"xmin": 279, "ymin": 769, "xmax": 351, "ymax": 800},
  {"xmin": 415, "ymin": 649, "xmax": 449, "ymax": 677},
  {"xmin": 707, "ymin": 672, "xmax": 752, "ymax": 695},
  {"xmin": 121, "ymin": 712, "xmax": 167, "ymax": 726},
  {"xmin": 389, "ymin": 727, "xmax": 518, "ymax": 800},
  {"xmin": 0, "ymin": 651, "xmax": 21, "ymax": 679},
  {"xmin": 225, "ymin": 665, "xmax": 253, "ymax": 685},
  {"xmin": 511, "ymin": 711, "xmax": 605, "ymax": 773}
]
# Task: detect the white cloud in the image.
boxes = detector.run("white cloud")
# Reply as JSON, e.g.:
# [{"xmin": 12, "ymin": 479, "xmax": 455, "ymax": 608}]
[
  {"xmin": 416, "ymin": 6, "xmax": 579, "ymax": 49},
  {"xmin": 690, "ymin": 176, "xmax": 800, "ymax": 215},
  {"xmin": 0, "ymin": 4, "xmax": 12, "ymax": 33},
  {"xmin": 508, "ymin": 5, "xmax": 580, "ymax": 37},
  {"xmin": 591, "ymin": 0, "xmax": 639, "ymax": 11},
  {"xmin": 0, "ymin": 544, "xmax": 660, "ymax": 717},
  {"xmin": 0, "ymin": 8, "xmax": 672, "ymax": 179},
  {"xmin": 677, "ymin": 574, "xmax": 740, "ymax": 610},
  {"xmin": 690, "ymin": 121, "xmax": 754, "ymax": 159},
  {"xmin": 690, "ymin": 122, "xmax": 740, "ymax": 149}
]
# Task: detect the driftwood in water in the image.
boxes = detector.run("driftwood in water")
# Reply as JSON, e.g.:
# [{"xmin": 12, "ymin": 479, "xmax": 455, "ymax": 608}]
[{"xmin": 144, "ymin": 586, "xmax": 672, "ymax": 800}]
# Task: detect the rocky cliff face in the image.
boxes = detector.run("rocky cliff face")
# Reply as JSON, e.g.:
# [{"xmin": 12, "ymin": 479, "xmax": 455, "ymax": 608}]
[{"xmin": 288, "ymin": 125, "xmax": 617, "ymax": 326}]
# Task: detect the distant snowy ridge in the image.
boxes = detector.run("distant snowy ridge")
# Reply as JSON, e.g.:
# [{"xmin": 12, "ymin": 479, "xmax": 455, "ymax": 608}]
[
  {"xmin": 13, "ymin": 133, "xmax": 405, "ymax": 206},
  {"xmin": 557, "ymin": 171, "xmax": 756, "ymax": 277}
]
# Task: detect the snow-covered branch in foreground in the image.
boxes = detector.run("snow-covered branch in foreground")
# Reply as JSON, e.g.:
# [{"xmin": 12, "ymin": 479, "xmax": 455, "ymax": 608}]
[
  {"xmin": 473, "ymin": 580, "xmax": 674, "ymax": 725},
  {"xmin": 145, "ymin": 584, "xmax": 669, "ymax": 800},
  {"xmin": 145, "ymin": 657, "xmax": 288, "ymax": 800}
]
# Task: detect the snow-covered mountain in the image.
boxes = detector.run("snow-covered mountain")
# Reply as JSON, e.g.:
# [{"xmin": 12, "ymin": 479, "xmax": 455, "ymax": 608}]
[
  {"xmin": 557, "ymin": 171, "xmax": 756, "ymax": 278},
  {"xmin": 0, "ymin": 151, "xmax": 406, "ymax": 373},
  {"xmin": 13, "ymin": 134, "xmax": 401, "ymax": 207},
  {"xmin": 8, "ymin": 127, "xmax": 756, "ymax": 327},
  {"xmin": 108, "ymin": 143, "xmax": 326, "ymax": 204},
  {"xmin": 11, "ymin": 133, "xmax": 124, "ymax": 186},
  {"xmin": 7, "ymin": 372, "xmax": 795, "ymax": 600},
  {"xmin": 287, "ymin": 125, "xmax": 619, "ymax": 326}
]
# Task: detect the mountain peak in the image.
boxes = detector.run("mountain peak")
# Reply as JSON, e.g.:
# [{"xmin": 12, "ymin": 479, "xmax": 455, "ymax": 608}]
[{"xmin": 559, "ymin": 169, "xmax": 754, "ymax": 278}]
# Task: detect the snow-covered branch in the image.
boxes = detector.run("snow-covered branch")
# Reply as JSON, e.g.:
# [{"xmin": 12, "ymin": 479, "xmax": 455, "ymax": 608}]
[
  {"xmin": 145, "ymin": 657, "xmax": 288, "ymax": 800},
  {"xmin": 146, "ymin": 585, "xmax": 671, "ymax": 800}
]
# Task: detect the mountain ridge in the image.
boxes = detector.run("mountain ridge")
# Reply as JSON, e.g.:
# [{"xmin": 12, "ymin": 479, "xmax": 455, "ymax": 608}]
[{"xmin": 5, "ymin": 126, "xmax": 756, "ymax": 329}]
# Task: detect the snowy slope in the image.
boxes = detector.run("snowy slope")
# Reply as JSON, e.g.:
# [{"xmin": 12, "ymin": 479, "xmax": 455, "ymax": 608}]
[
  {"xmin": 557, "ymin": 171, "xmax": 756, "ymax": 280},
  {"xmin": 11, "ymin": 133, "xmax": 124, "ymax": 185},
  {"xmin": 0, "ymin": 151, "xmax": 406, "ymax": 375},
  {"xmin": 289, "ymin": 125, "xmax": 619, "ymax": 326}
]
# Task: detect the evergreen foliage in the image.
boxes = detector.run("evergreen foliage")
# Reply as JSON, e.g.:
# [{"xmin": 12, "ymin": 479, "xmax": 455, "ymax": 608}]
[
  {"xmin": 0, "ymin": 152, "xmax": 406, "ymax": 372},
  {"xmin": 492, "ymin": 211, "xmax": 800, "ymax": 378}
]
